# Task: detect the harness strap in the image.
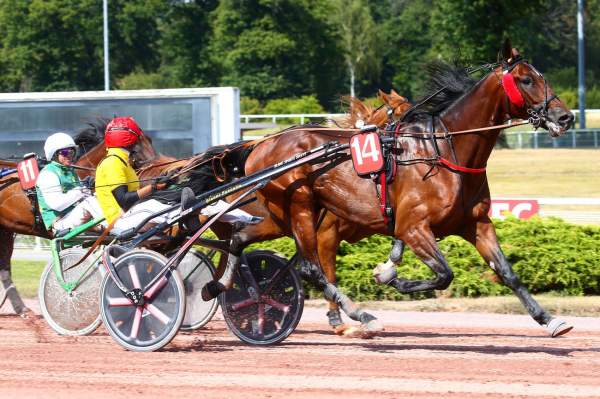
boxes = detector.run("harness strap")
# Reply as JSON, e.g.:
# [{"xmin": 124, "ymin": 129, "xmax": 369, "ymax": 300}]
[{"xmin": 437, "ymin": 157, "xmax": 486, "ymax": 174}]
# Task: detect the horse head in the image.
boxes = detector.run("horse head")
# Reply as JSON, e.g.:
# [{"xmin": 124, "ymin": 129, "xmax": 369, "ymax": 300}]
[
  {"xmin": 130, "ymin": 134, "xmax": 161, "ymax": 170},
  {"xmin": 499, "ymin": 39, "xmax": 574, "ymax": 137},
  {"xmin": 378, "ymin": 89, "xmax": 411, "ymax": 120}
]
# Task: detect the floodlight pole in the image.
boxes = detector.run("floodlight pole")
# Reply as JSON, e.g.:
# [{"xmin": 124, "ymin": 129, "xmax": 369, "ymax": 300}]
[
  {"xmin": 103, "ymin": 0, "xmax": 110, "ymax": 92},
  {"xmin": 577, "ymin": 0, "xmax": 585, "ymax": 128}
]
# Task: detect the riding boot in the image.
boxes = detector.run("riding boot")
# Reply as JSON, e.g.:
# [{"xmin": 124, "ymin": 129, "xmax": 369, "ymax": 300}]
[
  {"xmin": 0, "ymin": 270, "xmax": 28, "ymax": 315},
  {"xmin": 180, "ymin": 187, "xmax": 202, "ymax": 232}
]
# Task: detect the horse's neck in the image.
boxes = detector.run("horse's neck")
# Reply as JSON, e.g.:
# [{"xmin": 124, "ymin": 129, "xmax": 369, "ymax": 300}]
[{"xmin": 439, "ymin": 75, "xmax": 506, "ymax": 169}]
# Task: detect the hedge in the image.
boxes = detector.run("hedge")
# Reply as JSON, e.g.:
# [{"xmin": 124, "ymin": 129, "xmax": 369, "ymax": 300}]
[{"xmin": 247, "ymin": 217, "xmax": 600, "ymax": 300}]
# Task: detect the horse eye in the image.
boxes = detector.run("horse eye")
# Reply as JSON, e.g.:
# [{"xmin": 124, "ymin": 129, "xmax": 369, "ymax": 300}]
[{"xmin": 521, "ymin": 76, "xmax": 533, "ymax": 85}]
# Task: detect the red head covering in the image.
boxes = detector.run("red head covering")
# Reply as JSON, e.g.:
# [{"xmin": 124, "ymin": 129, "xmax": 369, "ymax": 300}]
[{"xmin": 105, "ymin": 116, "xmax": 144, "ymax": 148}]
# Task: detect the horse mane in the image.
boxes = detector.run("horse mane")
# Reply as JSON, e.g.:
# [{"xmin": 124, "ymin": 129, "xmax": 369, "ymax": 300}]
[
  {"xmin": 339, "ymin": 96, "xmax": 377, "ymax": 128},
  {"xmin": 403, "ymin": 60, "xmax": 475, "ymax": 122},
  {"xmin": 74, "ymin": 117, "xmax": 109, "ymax": 151}
]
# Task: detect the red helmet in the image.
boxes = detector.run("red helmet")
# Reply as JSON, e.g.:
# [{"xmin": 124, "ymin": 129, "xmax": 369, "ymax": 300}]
[{"xmin": 105, "ymin": 116, "xmax": 144, "ymax": 148}]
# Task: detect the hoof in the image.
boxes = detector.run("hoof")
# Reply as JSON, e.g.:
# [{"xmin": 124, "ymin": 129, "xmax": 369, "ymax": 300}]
[
  {"xmin": 373, "ymin": 260, "xmax": 397, "ymax": 285},
  {"xmin": 333, "ymin": 324, "xmax": 349, "ymax": 335},
  {"xmin": 546, "ymin": 318, "xmax": 573, "ymax": 337}
]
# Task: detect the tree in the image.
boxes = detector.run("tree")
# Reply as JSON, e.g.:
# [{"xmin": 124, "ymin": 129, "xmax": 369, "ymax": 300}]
[
  {"xmin": 158, "ymin": 0, "xmax": 219, "ymax": 88},
  {"xmin": 209, "ymin": 0, "xmax": 345, "ymax": 106},
  {"xmin": 330, "ymin": 0, "xmax": 381, "ymax": 98},
  {"xmin": 0, "ymin": 0, "xmax": 165, "ymax": 92}
]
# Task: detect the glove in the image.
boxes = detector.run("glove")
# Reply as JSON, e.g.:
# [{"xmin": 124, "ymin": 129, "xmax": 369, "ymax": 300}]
[
  {"xmin": 152, "ymin": 171, "xmax": 176, "ymax": 190},
  {"xmin": 82, "ymin": 175, "xmax": 95, "ymax": 189}
]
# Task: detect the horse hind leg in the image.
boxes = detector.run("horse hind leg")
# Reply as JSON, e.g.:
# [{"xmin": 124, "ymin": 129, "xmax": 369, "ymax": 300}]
[
  {"xmin": 373, "ymin": 239, "xmax": 405, "ymax": 285},
  {"xmin": 317, "ymin": 222, "xmax": 383, "ymax": 336},
  {"xmin": 387, "ymin": 227, "xmax": 455, "ymax": 293}
]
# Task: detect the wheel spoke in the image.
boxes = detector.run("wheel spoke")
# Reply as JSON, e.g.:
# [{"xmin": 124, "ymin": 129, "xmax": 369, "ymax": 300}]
[
  {"xmin": 257, "ymin": 303, "xmax": 265, "ymax": 335},
  {"xmin": 129, "ymin": 264, "xmax": 141, "ymax": 289},
  {"xmin": 107, "ymin": 297, "xmax": 134, "ymax": 307},
  {"xmin": 261, "ymin": 296, "xmax": 290, "ymax": 313},
  {"xmin": 144, "ymin": 275, "xmax": 167, "ymax": 300},
  {"xmin": 129, "ymin": 306, "xmax": 143, "ymax": 338},
  {"xmin": 230, "ymin": 298, "xmax": 258, "ymax": 311},
  {"xmin": 144, "ymin": 303, "xmax": 170, "ymax": 325}
]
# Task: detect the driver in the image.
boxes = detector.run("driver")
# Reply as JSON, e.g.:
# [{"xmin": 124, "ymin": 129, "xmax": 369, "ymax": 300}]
[
  {"xmin": 36, "ymin": 132, "xmax": 104, "ymax": 233},
  {"xmin": 94, "ymin": 116, "xmax": 260, "ymax": 235}
]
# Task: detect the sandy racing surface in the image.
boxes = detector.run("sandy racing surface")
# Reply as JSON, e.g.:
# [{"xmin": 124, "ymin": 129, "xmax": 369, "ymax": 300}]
[{"xmin": 1, "ymin": 302, "xmax": 600, "ymax": 399}]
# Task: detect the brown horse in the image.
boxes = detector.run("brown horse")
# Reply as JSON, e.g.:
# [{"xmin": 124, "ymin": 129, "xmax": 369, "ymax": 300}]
[
  {"xmin": 0, "ymin": 120, "xmax": 158, "ymax": 314},
  {"xmin": 205, "ymin": 40, "xmax": 575, "ymax": 337},
  {"xmin": 340, "ymin": 89, "xmax": 410, "ymax": 129},
  {"xmin": 131, "ymin": 93, "xmax": 413, "ymax": 337}
]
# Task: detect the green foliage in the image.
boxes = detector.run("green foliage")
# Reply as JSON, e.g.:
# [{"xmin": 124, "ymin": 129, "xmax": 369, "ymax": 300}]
[
  {"xmin": 115, "ymin": 69, "xmax": 174, "ymax": 90},
  {"xmin": 209, "ymin": 0, "xmax": 345, "ymax": 104},
  {"xmin": 240, "ymin": 97, "xmax": 263, "ymax": 114},
  {"xmin": 248, "ymin": 218, "xmax": 600, "ymax": 300},
  {"xmin": 263, "ymin": 95, "xmax": 325, "ymax": 114}
]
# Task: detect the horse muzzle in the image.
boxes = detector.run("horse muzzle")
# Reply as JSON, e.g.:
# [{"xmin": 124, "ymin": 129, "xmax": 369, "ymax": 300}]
[{"xmin": 542, "ymin": 107, "xmax": 574, "ymax": 137}]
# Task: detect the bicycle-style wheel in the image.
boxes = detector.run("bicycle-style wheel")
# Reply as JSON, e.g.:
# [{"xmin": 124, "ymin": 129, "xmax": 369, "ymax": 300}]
[
  {"xmin": 178, "ymin": 249, "xmax": 218, "ymax": 330},
  {"xmin": 100, "ymin": 249, "xmax": 185, "ymax": 352},
  {"xmin": 39, "ymin": 248, "xmax": 102, "ymax": 336},
  {"xmin": 219, "ymin": 250, "xmax": 304, "ymax": 345}
]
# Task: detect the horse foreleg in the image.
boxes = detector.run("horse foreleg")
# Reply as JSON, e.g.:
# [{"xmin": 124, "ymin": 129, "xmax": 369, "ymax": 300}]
[
  {"xmin": 463, "ymin": 218, "xmax": 572, "ymax": 337},
  {"xmin": 0, "ymin": 230, "xmax": 28, "ymax": 315},
  {"xmin": 389, "ymin": 226, "xmax": 454, "ymax": 293}
]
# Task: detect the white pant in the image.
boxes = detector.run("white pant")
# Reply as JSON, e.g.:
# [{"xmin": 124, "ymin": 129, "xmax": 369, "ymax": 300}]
[
  {"xmin": 111, "ymin": 199, "xmax": 179, "ymax": 235},
  {"xmin": 111, "ymin": 199, "xmax": 256, "ymax": 235},
  {"xmin": 201, "ymin": 200, "xmax": 255, "ymax": 223},
  {"xmin": 53, "ymin": 196, "xmax": 106, "ymax": 232}
]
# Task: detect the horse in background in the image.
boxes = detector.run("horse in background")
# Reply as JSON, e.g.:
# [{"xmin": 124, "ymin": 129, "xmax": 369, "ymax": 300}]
[{"xmin": 207, "ymin": 40, "xmax": 575, "ymax": 338}]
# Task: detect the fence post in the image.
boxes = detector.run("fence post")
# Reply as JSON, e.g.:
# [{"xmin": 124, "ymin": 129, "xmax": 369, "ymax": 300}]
[
  {"xmin": 572, "ymin": 130, "xmax": 577, "ymax": 148},
  {"xmin": 301, "ymin": 116, "xmax": 305, "ymax": 124},
  {"xmin": 533, "ymin": 131, "xmax": 538, "ymax": 149},
  {"xmin": 595, "ymin": 130, "xmax": 598, "ymax": 148},
  {"xmin": 517, "ymin": 132, "xmax": 522, "ymax": 149},
  {"xmin": 34, "ymin": 237, "xmax": 42, "ymax": 251}
]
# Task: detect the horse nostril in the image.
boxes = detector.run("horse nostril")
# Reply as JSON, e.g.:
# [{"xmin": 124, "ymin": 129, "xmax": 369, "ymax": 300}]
[{"xmin": 558, "ymin": 112, "xmax": 574, "ymax": 128}]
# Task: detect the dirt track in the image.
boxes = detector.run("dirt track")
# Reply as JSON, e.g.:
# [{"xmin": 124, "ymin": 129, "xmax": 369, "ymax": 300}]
[{"xmin": 1, "ymin": 303, "xmax": 600, "ymax": 399}]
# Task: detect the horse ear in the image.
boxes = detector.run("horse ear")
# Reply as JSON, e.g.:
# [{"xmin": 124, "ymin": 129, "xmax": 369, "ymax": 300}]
[
  {"xmin": 390, "ymin": 89, "xmax": 399, "ymax": 96},
  {"xmin": 500, "ymin": 38, "xmax": 512, "ymax": 62},
  {"xmin": 378, "ymin": 89, "xmax": 389, "ymax": 103}
]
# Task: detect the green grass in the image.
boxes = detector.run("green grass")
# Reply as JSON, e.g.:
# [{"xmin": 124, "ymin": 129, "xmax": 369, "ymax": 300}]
[
  {"xmin": 487, "ymin": 149, "xmax": 600, "ymax": 197},
  {"xmin": 11, "ymin": 260, "xmax": 46, "ymax": 298}
]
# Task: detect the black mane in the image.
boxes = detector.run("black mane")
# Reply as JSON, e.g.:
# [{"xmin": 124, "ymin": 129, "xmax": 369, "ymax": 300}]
[
  {"xmin": 74, "ymin": 117, "xmax": 109, "ymax": 153},
  {"xmin": 403, "ymin": 60, "xmax": 476, "ymax": 122}
]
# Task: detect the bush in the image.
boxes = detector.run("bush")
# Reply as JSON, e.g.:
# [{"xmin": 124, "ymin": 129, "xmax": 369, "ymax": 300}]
[
  {"xmin": 245, "ymin": 217, "xmax": 600, "ymax": 300},
  {"xmin": 240, "ymin": 97, "xmax": 262, "ymax": 114},
  {"xmin": 261, "ymin": 95, "xmax": 325, "ymax": 124}
]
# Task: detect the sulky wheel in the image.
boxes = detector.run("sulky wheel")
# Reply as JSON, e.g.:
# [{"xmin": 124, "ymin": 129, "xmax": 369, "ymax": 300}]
[
  {"xmin": 219, "ymin": 250, "xmax": 304, "ymax": 345},
  {"xmin": 38, "ymin": 247, "xmax": 103, "ymax": 336},
  {"xmin": 99, "ymin": 249, "xmax": 185, "ymax": 352},
  {"xmin": 178, "ymin": 249, "xmax": 218, "ymax": 330}
]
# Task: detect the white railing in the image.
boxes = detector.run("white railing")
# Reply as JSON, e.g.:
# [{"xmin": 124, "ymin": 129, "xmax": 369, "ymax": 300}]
[{"xmin": 241, "ymin": 113, "xmax": 345, "ymax": 125}]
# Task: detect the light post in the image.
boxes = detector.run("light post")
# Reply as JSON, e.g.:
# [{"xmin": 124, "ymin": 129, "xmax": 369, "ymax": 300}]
[
  {"xmin": 577, "ymin": 0, "xmax": 585, "ymax": 128},
  {"xmin": 103, "ymin": 0, "xmax": 110, "ymax": 91}
]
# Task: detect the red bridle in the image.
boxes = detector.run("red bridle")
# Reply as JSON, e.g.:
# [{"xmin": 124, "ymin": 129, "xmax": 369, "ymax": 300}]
[{"xmin": 501, "ymin": 71, "xmax": 526, "ymax": 108}]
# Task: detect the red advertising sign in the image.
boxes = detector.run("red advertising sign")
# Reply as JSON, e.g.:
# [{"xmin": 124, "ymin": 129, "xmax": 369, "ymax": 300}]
[
  {"xmin": 350, "ymin": 132, "xmax": 384, "ymax": 175},
  {"xmin": 17, "ymin": 157, "xmax": 40, "ymax": 190},
  {"xmin": 489, "ymin": 199, "xmax": 539, "ymax": 219}
]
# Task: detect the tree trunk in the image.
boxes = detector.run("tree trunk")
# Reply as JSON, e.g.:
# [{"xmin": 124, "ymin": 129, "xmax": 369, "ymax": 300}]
[{"xmin": 348, "ymin": 62, "xmax": 355, "ymax": 98}]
